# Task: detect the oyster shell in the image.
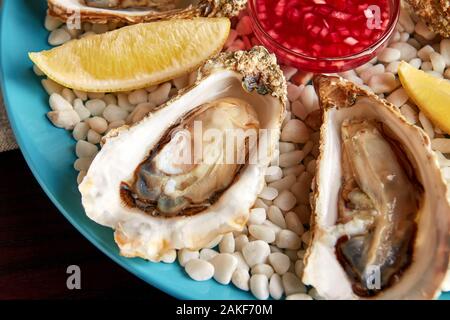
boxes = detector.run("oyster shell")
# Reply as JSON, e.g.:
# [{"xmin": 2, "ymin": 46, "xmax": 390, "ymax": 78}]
[
  {"xmin": 302, "ymin": 75, "xmax": 450, "ymax": 299},
  {"xmin": 48, "ymin": 0, "xmax": 248, "ymax": 24},
  {"xmin": 405, "ymin": 0, "xmax": 450, "ymax": 37},
  {"xmin": 79, "ymin": 47, "xmax": 286, "ymax": 261}
]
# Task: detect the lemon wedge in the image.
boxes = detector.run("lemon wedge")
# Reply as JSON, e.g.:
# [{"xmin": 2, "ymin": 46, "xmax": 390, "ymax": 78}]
[
  {"xmin": 398, "ymin": 61, "xmax": 450, "ymax": 134},
  {"xmin": 29, "ymin": 18, "xmax": 230, "ymax": 92}
]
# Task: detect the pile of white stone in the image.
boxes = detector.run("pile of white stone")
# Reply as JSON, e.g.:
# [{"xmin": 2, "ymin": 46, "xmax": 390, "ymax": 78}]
[{"xmin": 36, "ymin": 5, "xmax": 450, "ymax": 300}]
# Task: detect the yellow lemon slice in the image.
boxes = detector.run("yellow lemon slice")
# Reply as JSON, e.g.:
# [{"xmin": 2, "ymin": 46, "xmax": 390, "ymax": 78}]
[
  {"xmin": 398, "ymin": 61, "xmax": 450, "ymax": 134},
  {"xmin": 29, "ymin": 18, "xmax": 230, "ymax": 92}
]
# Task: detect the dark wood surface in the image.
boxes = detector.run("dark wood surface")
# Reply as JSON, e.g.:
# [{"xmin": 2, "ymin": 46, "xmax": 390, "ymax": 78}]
[{"xmin": 0, "ymin": 150, "xmax": 172, "ymax": 300}]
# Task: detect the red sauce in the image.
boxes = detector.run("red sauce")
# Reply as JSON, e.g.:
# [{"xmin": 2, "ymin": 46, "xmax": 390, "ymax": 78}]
[{"xmin": 254, "ymin": 0, "xmax": 391, "ymax": 58}]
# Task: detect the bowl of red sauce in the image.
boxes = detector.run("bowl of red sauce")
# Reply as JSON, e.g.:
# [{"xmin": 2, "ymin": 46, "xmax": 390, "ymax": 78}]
[{"xmin": 248, "ymin": 0, "xmax": 400, "ymax": 72}]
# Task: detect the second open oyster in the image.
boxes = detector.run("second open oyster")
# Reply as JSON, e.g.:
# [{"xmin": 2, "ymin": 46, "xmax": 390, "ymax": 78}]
[
  {"xmin": 48, "ymin": 0, "xmax": 248, "ymax": 24},
  {"xmin": 302, "ymin": 75, "xmax": 450, "ymax": 299}
]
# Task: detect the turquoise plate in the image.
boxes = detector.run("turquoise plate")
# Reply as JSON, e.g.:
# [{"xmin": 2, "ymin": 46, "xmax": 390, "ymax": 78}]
[{"xmin": 0, "ymin": 0, "xmax": 448, "ymax": 300}]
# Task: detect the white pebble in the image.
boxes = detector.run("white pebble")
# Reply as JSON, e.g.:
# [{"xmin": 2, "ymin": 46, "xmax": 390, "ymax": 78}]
[
  {"xmin": 440, "ymin": 39, "xmax": 450, "ymax": 66},
  {"xmin": 299, "ymin": 85, "xmax": 318, "ymax": 114},
  {"xmin": 281, "ymin": 119, "xmax": 310, "ymax": 143},
  {"xmin": 172, "ymin": 74, "xmax": 189, "ymax": 90},
  {"xmin": 248, "ymin": 208, "xmax": 266, "ymax": 225},
  {"xmin": 233, "ymin": 252, "xmax": 250, "ymax": 272},
  {"xmin": 408, "ymin": 58, "xmax": 422, "ymax": 69},
  {"xmin": 269, "ymin": 274, "xmax": 284, "ymax": 300},
  {"xmin": 400, "ymin": 104, "xmax": 418, "ymax": 124},
  {"xmin": 47, "ymin": 110, "xmax": 80, "ymax": 130},
  {"xmin": 418, "ymin": 45, "xmax": 435, "ymax": 61},
  {"xmin": 268, "ymin": 252, "xmax": 290, "ymax": 275},
  {"xmin": 73, "ymin": 99, "xmax": 90, "ymax": 121},
  {"xmin": 73, "ymin": 89, "xmax": 88, "ymax": 101},
  {"xmin": 419, "ymin": 112, "xmax": 435, "ymax": 139},
  {"xmin": 389, "ymin": 42, "xmax": 417, "ymax": 61},
  {"xmin": 285, "ymin": 211, "xmax": 304, "ymax": 235},
  {"xmin": 251, "ymin": 264, "xmax": 274, "ymax": 278},
  {"xmin": 281, "ymin": 65, "xmax": 298, "ymax": 81},
  {"xmin": 77, "ymin": 171, "xmax": 87, "ymax": 184},
  {"xmin": 219, "ymin": 232, "xmax": 235, "ymax": 254},
  {"xmin": 302, "ymin": 231, "xmax": 312, "ymax": 246},
  {"xmin": 234, "ymin": 234, "xmax": 249, "ymax": 252},
  {"xmin": 265, "ymin": 166, "xmax": 283, "ymax": 183},
  {"xmin": 377, "ymin": 47, "xmax": 401, "ymax": 63},
  {"xmin": 414, "ymin": 20, "xmax": 436, "ymax": 40},
  {"xmin": 386, "ymin": 88, "xmax": 409, "ymax": 107},
  {"xmin": 74, "ymin": 157, "xmax": 93, "ymax": 172},
  {"xmin": 49, "ymin": 93, "xmax": 73, "ymax": 111},
  {"xmin": 127, "ymin": 102, "xmax": 155, "ymax": 124},
  {"xmin": 85, "ymin": 99, "xmax": 106, "ymax": 116},
  {"xmin": 42, "ymin": 79, "xmax": 63, "ymax": 95},
  {"xmin": 204, "ymin": 235, "xmax": 222, "ymax": 249},
  {"xmin": 75, "ymin": 140, "xmax": 98, "ymax": 158},
  {"xmin": 103, "ymin": 104, "xmax": 128, "ymax": 122},
  {"xmin": 117, "ymin": 93, "xmax": 134, "ymax": 111},
  {"xmin": 103, "ymin": 94, "xmax": 117, "ymax": 106},
  {"xmin": 283, "ymin": 164, "xmax": 305, "ymax": 177},
  {"xmin": 232, "ymin": 269, "xmax": 250, "ymax": 291},
  {"xmin": 267, "ymin": 206, "xmax": 286, "ymax": 229},
  {"xmin": 61, "ymin": 88, "xmax": 75, "ymax": 104},
  {"xmin": 291, "ymin": 100, "xmax": 308, "ymax": 120},
  {"xmin": 242, "ymin": 240, "xmax": 270, "ymax": 267},
  {"xmin": 431, "ymin": 139, "xmax": 450, "ymax": 153},
  {"xmin": 398, "ymin": 8, "xmax": 414, "ymax": 33},
  {"xmin": 258, "ymin": 186, "xmax": 278, "ymax": 201},
  {"xmin": 286, "ymin": 293, "xmax": 313, "ymax": 300},
  {"xmin": 287, "ymin": 84, "xmax": 303, "ymax": 102},
  {"xmin": 276, "ymin": 230, "xmax": 302, "ymax": 250},
  {"xmin": 279, "ymin": 150, "xmax": 305, "ymax": 168},
  {"xmin": 368, "ymin": 72, "xmax": 399, "ymax": 93},
  {"xmin": 128, "ymin": 89, "xmax": 148, "ymax": 105},
  {"xmin": 386, "ymin": 61, "xmax": 401, "ymax": 74},
  {"xmin": 430, "ymin": 52, "xmax": 446, "ymax": 74},
  {"xmin": 108, "ymin": 120, "xmax": 125, "ymax": 131},
  {"xmin": 148, "ymin": 82, "xmax": 171, "ymax": 106},
  {"xmin": 199, "ymin": 248, "xmax": 219, "ymax": 261},
  {"xmin": 87, "ymin": 129, "xmax": 102, "ymax": 144},
  {"xmin": 360, "ymin": 64, "xmax": 385, "ymax": 83},
  {"xmin": 210, "ymin": 253, "xmax": 238, "ymax": 285},
  {"xmin": 250, "ymin": 274, "xmax": 269, "ymax": 300},
  {"xmin": 263, "ymin": 220, "xmax": 282, "ymax": 235},
  {"xmin": 282, "ymin": 272, "xmax": 306, "ymax": 296},
  {"xmin": 185, "ymin": 259, "xmax": 214, "ymax": 281},
  {"xmin": 426, "ymin": 71, "xmax": 444, "ymax": 78},
  {"xmin": 178, "ymin": 249, "xmax": 200, "ymax": 267},
  {"xmin": 268, "ymin": 174, "xmax": 296, "ymax": 192},
  {"xmin": 248, "ymin": 225, "xmax": 276, "ymax": 243},
  {"xmin": 48, "ymin": 28, "xmax": 71, "ymax": 46},
  {"xmin": 273, "ymin": 190, "xmax": 297, "ymax": 211},
  {"xmin": 72, "ymin": 121, "xmax": 90, "ymax": 141},
  {"xmin": 45, "ymin": 15, "xmax": 63, "ymax": 31},
  {"xmin": 87, "ymin": 116, "xmax": 108, "ymax": 134},
  {"xmin": 295, "ymin": 259, "xmax": 304, "ymax": 279},
  {"xmin": 421, "ymin": 61, "xmax": 433, "ymax": 71}
]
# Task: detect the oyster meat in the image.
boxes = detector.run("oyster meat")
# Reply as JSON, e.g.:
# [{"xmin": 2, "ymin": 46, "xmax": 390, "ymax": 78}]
[
  {"xmin": 79, "ymin": 47, "xmax": 286, "ymax": 261},
  {"xmin": 405, "ymin": 0, "xmax": 450, "ymax": 37},
  {"xmin": 48, "ymin": 0, "xmax": 248, "ymax": 24},
  {"xmin": 303, "ymin": 75, "xmax": 450, "ymax": 299}
]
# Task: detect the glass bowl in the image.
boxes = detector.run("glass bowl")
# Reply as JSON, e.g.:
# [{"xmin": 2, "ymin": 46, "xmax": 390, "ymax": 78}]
[{"xmin": 248, "ymin": 0, "xmax": 401, "ymax": 73}]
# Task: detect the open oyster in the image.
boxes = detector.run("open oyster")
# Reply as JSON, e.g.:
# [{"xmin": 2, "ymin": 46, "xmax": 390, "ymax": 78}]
[
  {"xmin": 79, "ymin": 47, "xmax": 286, "ymax": 261},
  {"xmin": 302, "ymin": 75, "xmax": 450, "ymax": 299},
  {"xmin": 48, "ymin": 0, "xmax": 248, "ymax": 24}
]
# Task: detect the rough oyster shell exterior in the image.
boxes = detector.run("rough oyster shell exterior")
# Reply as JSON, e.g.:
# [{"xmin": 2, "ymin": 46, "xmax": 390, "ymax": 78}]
[{"xmin": 48, "ymin": 0, "xmax": 248, "ymax": 24}]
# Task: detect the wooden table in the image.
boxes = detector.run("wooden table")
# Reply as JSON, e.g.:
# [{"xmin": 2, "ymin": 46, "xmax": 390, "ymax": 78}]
[{"xmin": 0, "ymin": 150, "xmax": 172, "ymax": 300}]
